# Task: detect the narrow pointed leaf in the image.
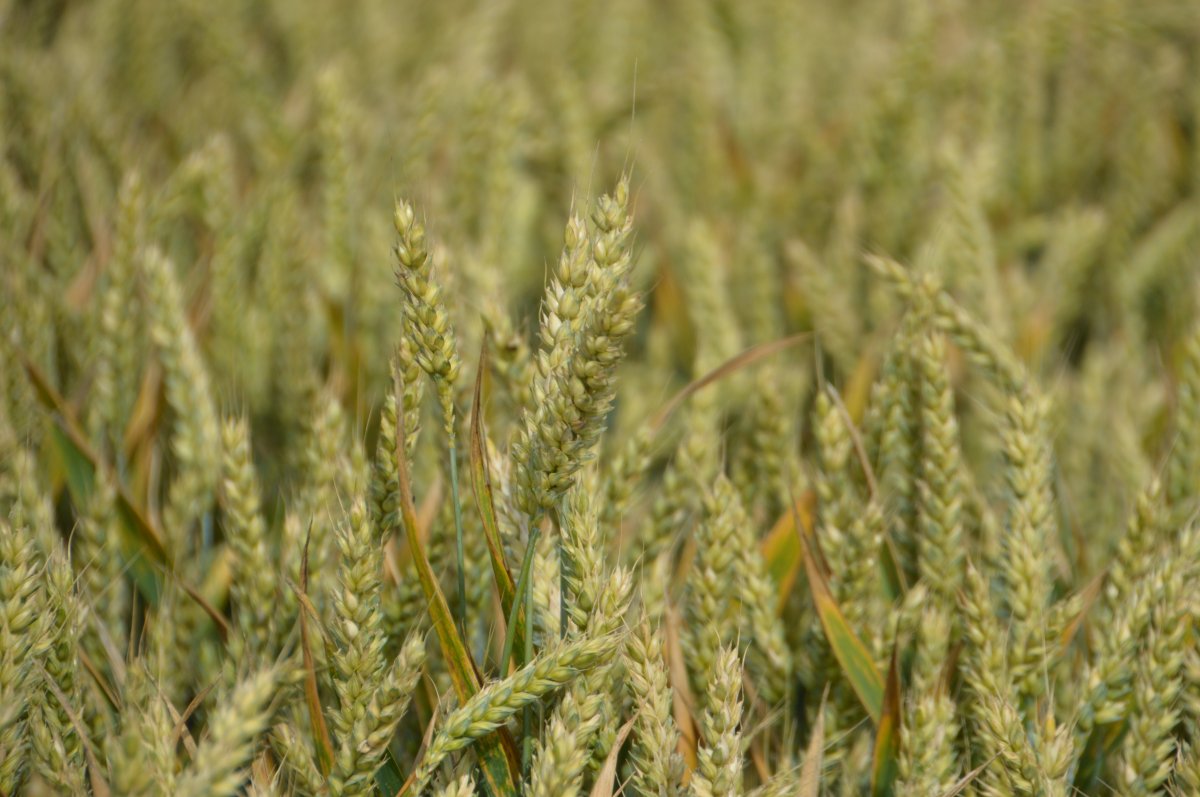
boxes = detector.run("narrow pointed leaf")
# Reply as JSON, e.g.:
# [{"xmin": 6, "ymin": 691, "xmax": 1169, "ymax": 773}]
[
  {"xmin": 500, "ymin": 524, "xmax": 539, "ymax": 672},
  {"xmin": 650, "ymin": 334, "xmax": 811, "ymax": 431},
  {"xmin": 392, "ymin": 370, "xmax": 521, "ymax": 796},
  {"xmin": 939, "ymin": 754, "xmax": 1000, "ymax": 797},
  {"xmin": 469, "ymin": 339, "xmax": 525, "ymax": 651},
  {"xmin": 798, "ymin": 524, "xmax": 884, "ymax": 722},
  {"xmin": 297, "ymin": 532, "xmax": 335, "ymax": 777},
  {"xmin": 19, "ymin": 345, "xmax": 228, "ymax": 611},
  {"xmin": 870, "ymin": 643, "xmax": 902, "ymax": 796},
  {"xmin": 23, "ymin": 350, "xmax": 169, "ymax": 564},
  {"xmin": 760, "ymin": 490, "xmax": 816, "ymax": 612},
  {"xmin": 374, "ymin": 752, "xmax": 405, "ymax": 797}
]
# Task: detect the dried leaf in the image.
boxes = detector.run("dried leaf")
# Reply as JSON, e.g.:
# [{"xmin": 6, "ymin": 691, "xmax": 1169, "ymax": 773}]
[
  {"xmin": 798, "ymin": 688, "xmax": 828, "ymax": 797},
  {"xmin": 589, "ymin": 717, "xmax": 637, "ymax": 797}
]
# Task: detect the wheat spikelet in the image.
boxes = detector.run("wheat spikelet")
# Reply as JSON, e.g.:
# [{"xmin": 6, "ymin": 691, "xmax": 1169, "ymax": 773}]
[
  {"xmin": 686, "ymin": 475, "xmax": 746, "ymax": 692},
  {"xmin": 221, "ymin": 416, "xmax": 276, "ymax": 661},
  {"xmin": 4, "ymin": 447, "xmax": 57, "ymax": 559},
  {"xmin": 271, "ymin": 721, "xmax": 325, "ymax": 797},
  {"xmin": 332, "ymin": 635, "xmax": 425, "ymax": 797},
  {"xmin": 868, "ymin": 255, "xmax": 1027, "ymax": 394},
  {"xmin": 896, "ymin": 607, "xmax": 958, "ymax": 796},
  {"xmin": 176, "ymin": 666, "xmax": 280, "ymax": 797},
  {"xmin": 691, "ymin": 644, "xmax": 744, "ymax": 797},
  {"xmin": 581, "ymin": 567, "xmax": 635, "ymax": 771},
  {"xmin": 90, "ymin": 170, "xmax": 146, "ymax": 449},
  {"xmin": 915, "ymin": 328, "xmax": 966, "ymax": 604},
  {"xmin": 411, "ymin": 632, "xmax": 619, "ymax": 793},
  {"xmin": 733, "ymin": 361, "xmax": 799, "ymax": 516},
  {"xmin": 0, "ymin": 516, "xmax": 48, "ymax": 794},
  {"xmin": 644, "ymin": 402, "xmax": 718, "ymax": 566},
  {"xmin": 317, "ymin": 67, "xmax": 356, "ymax": 292},
  {"xmin": 26, "ymin": 550, "xmax": 87, "ymax": 794},
  {"xmin": 1118, "ymin": 528, "xmax": 1199, "ymax": 794},
  {"xmin": 864, "ymin": 311, "xmax": 922, "ymax": 576},
  {"xmin": 393, "ymin": 197, "xmax": 462, "ymax": 440},
  {"xmin": 111, "ymin": 660, "xmax": 178, "ymax": 797},
  {"xmin": 526, "ymin": 694, "xmax": 593, "ymax": 797},
  {"xmin": 142, "ymin": 245, "xmax": 220, "ymax": 549},
  {"xmin": 535, "ymin": 562, "xmax": 634, "ymax": 781},
  {"xmin": 559, "ymin": 485, "xmax": 603, "ymax": 631},
  {"xmin": 957, "ymin": 560, "xmax": 1010, "ymax": 790},
  {"xmin": 327, "ymin": 493, "xmax": 423, "ymax": 796},
  {"xmin": 625, "ymin": 620, "xmax": 684, "ymax": 797},
  {"xmin": 1102, "ymin": 479, "xmax": 1165, "ymax": 623},
  {"xmin": 600, "ymin": 422, "xmax": 653, "ymax": 533},
  {"xmin": 434, "ymin": 773, "xmax": 477, "ymax": 797},
  {"xmin": 728, "ymin": 485, "xmax": 792, "ymax": 706},
  {"xmin": 814, "ymin": 388, "xmax": 860, "ymax": 560},
  {"xmin": 514, "ymin": 177, "xmax": 640, "ymax": 514},
  {"xmin": 370, "ymin": 346, "xmax": 424, "ymax": 539},
  {"xmin": 296, "ymin": 393, "xmax": 355, "ymax": 602},
  {"xmin": 999, "ymin": 389, "xmax": 1058, "ymax": 703},
  {"xmin": 73, "ymin": 474, "xmax": 126, "ymax": 667},
  {"xmin": 1175, "ymin": 731, "xmax": 1200, "ymax": 795}
]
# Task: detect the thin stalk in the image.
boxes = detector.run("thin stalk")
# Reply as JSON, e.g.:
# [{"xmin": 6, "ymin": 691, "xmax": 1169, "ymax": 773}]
[
  {"xmin": 500, "ymin": 514, "xmax": 543, "ymax": 775},
  {"xmin": 501, "ymin": 521, "xmax": 541, "ymax": 673},
  {"xmin": 394, "ymin": 372, "xmax": 521, "ymax": 795},
  {"xmin": 558, "ymin": 498, "xmax": 568, "ymax": 639},
  {"xmin": 448, "ymin": 436, "xmax": 467, "ymax": 634},
  {"xmin": 524, "ymin": 545, "xmax": 536, "ymax": 773}
]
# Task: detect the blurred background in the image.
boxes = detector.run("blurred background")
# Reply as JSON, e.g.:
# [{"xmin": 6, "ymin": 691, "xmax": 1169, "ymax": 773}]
[{"xmin": 3, "ymin": 0, "xmax": 1200, "ymax": 572}]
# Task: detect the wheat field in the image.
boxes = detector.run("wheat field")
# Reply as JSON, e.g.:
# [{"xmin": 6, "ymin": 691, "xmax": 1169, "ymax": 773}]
[{"xmin": 2, "ymin": 0, "xmax": 1200, "ymax": 795}]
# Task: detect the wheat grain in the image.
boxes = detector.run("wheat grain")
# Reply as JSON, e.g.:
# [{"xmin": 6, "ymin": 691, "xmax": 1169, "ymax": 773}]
[
  {"xmin": 176, "ymin": 666, "xmax": 281, "ymax": 797},
  {"xmin": 221, "ymin": 416, "xmax": 276, "ymax": 661},
  {"xmin": 412, "ymin": 632, "xmax": 618, "ymax": 793}
]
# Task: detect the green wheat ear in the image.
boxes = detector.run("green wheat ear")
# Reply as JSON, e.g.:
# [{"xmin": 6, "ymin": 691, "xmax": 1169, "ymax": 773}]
[
  {"xmin": 0, "ymin": 515, "xmax": 47, "ymax": 795},
  {"xmin": 914, "ymin": 329, "xmax": 965, "ymax": 605},
  {"xmin": 896, "ymin": 605, "xmax": 959, "ymax": 796},
  {"xmin": 691, "ymin": 644, "xmax": 745, "ymax": 797},
  {"xmin": 143, "ymin": 245, "xmax": 221, "ymax": 551},
  {"xmin": 411, "ymin": 632, "xmax": 620, "ymax": 795},
  {"xmin": 527, "ymin": 568, "xmax": 635, "ymax": 797},
  {"xmin": 7, "ymin": 1, "xmax": 1200, "ymax": 793},
  {"xmin": 625, "ymin": 619, "xmax": 685, "ymax": 797},
  {"xmin": 175, "ymin": 666, "xmax": 282, "ymax": 797},
  {"xmin": 27, "ymin": 550, "xmax": 87, "ymax": 794},
  {"xmin": 221, "ymin": 416, "xmax": 275, "ymax": 663}
]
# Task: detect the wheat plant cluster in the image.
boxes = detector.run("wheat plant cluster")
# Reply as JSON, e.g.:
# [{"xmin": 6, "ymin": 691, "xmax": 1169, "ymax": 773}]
[{"xmin": 2, "ymin": 0, "xmax": 1200, "ymax": 795}]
